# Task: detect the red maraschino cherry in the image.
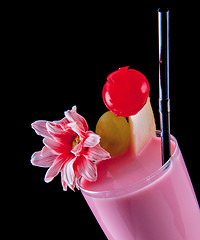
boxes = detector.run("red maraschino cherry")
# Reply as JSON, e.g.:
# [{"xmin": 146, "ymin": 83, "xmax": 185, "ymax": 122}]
[{"xmin": 102, "ymin": 66, "xmax": 150, "ymax": 117}]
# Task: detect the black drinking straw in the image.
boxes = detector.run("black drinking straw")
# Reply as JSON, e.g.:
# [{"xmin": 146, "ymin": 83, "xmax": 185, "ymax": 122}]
[{"xmin": 158, "ymin": 8, "xmax": 171, "ymax": 165}]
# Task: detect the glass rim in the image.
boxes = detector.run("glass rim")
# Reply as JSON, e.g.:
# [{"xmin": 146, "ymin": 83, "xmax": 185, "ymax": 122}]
[{"xmin": 77, "ymin": 131, "xmax": 179, "ymax": 198}]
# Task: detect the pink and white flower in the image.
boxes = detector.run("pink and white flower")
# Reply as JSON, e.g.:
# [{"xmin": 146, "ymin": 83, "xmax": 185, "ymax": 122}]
[{"xmin": 31, "ymin": 106, "xmax": 111, "ymax": 191}]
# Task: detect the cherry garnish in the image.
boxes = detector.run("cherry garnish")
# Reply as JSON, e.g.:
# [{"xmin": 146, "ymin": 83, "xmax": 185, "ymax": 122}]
[{"xmin": 102, "ymin": 66, "xmax": 150, "ymax": 117}]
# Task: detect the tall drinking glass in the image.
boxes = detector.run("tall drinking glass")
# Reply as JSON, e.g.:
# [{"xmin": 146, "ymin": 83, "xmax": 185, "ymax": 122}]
[{"xmin": 78, "ymin": 132, "xmax": 200, "ymax": 240}]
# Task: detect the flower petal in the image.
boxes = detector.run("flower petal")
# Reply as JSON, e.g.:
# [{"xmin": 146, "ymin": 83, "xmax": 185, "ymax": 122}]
[
  {"xmin": 64, "ymin": 106, "xmax": 88, "ymax": 131},
  {"xmin": 61, "ymin": 156, "xmax": 77, "ymax": 191},
  {"xmin": 71, "ymin": 142, "xmax": 83, "ymax": 156},
  {"xmin": 44, "ymin": 154, "xmax": 66, "ymax": 183},
  {"xmin": 47, "ymin": 123, "xmax": 77, "ymax": 151},
  {"xmin": 53, "ymin": 117, "xmax": 70, "ymax": 131},
  {"xmin": 67, "ymin": 121, "xmax": 86, "ymax": 139},
  {"xmin": 31, "ymin": 120, "xmax": 51, "ymax": 138},
  {"xmin": 31, "ymin": 146, "xmax": 57, "ymax": 167},
  {"xmin": 83, "ymin": 131, "xmax": 101, "ymax": 148},
  {"xmin": 46, "ymin": 121, "xmax": 65, "ymax": 135},
  {"xmin": 85, "ymin": 144, "xmax": 111, "ymax": 161},
  {"xmin": 77, "ymin": 156, "xmax": 97, "ymax": 182},
  {"xmin": 43, "ymin": 137, "xmax": 65, "ymax": 154}
]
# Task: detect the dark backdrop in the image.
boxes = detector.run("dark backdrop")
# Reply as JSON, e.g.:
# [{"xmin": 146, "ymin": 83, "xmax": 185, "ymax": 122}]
[{"xmin": 19, "ymin": 6, "xmax": 199, "ymax": 240}]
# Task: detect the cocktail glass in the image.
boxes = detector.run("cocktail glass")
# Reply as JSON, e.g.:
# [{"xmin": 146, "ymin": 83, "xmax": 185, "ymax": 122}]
[{"xmin": 78, "ymin": 132, "xmax": 200, "ymax": 240}]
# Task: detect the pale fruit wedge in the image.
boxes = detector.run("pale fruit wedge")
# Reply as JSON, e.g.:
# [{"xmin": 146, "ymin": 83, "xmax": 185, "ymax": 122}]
[{"xmin": 128, "ymin": 98, "xmax": 156, "ymax": 156}]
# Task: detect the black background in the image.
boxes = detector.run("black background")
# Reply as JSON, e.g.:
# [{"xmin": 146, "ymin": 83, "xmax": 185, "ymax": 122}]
[{"xmin": 18, "ymin": 6, "xmax": 199, "ymax": 239}]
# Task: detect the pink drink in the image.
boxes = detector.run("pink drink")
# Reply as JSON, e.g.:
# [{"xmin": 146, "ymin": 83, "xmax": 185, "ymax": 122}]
[{"xmin": 79, "ymin": 133, "xmax": 200, "ymax": 240}]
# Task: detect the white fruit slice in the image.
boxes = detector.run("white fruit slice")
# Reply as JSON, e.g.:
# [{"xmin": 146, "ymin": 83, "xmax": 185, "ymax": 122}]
[{"xmin": 128, "ymin": 98, "xmax": 156, "ymax": 156}]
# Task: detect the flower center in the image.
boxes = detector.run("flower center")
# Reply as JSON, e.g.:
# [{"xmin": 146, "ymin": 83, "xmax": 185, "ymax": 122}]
[{"xmin": 72, "ymin": 136, "xmax": 81, "ymax": 149}]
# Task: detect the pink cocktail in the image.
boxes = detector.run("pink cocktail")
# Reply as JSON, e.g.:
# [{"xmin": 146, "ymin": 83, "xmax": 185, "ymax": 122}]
[{"xmin": 79, "ymin": 132, "xmax": 200, "ymax": 240}]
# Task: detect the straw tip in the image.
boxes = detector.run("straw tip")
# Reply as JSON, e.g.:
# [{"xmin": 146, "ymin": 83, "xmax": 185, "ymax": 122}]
[{"xmin": 158, "ymin": 8, "xmax": 169, "ymax": 13}]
